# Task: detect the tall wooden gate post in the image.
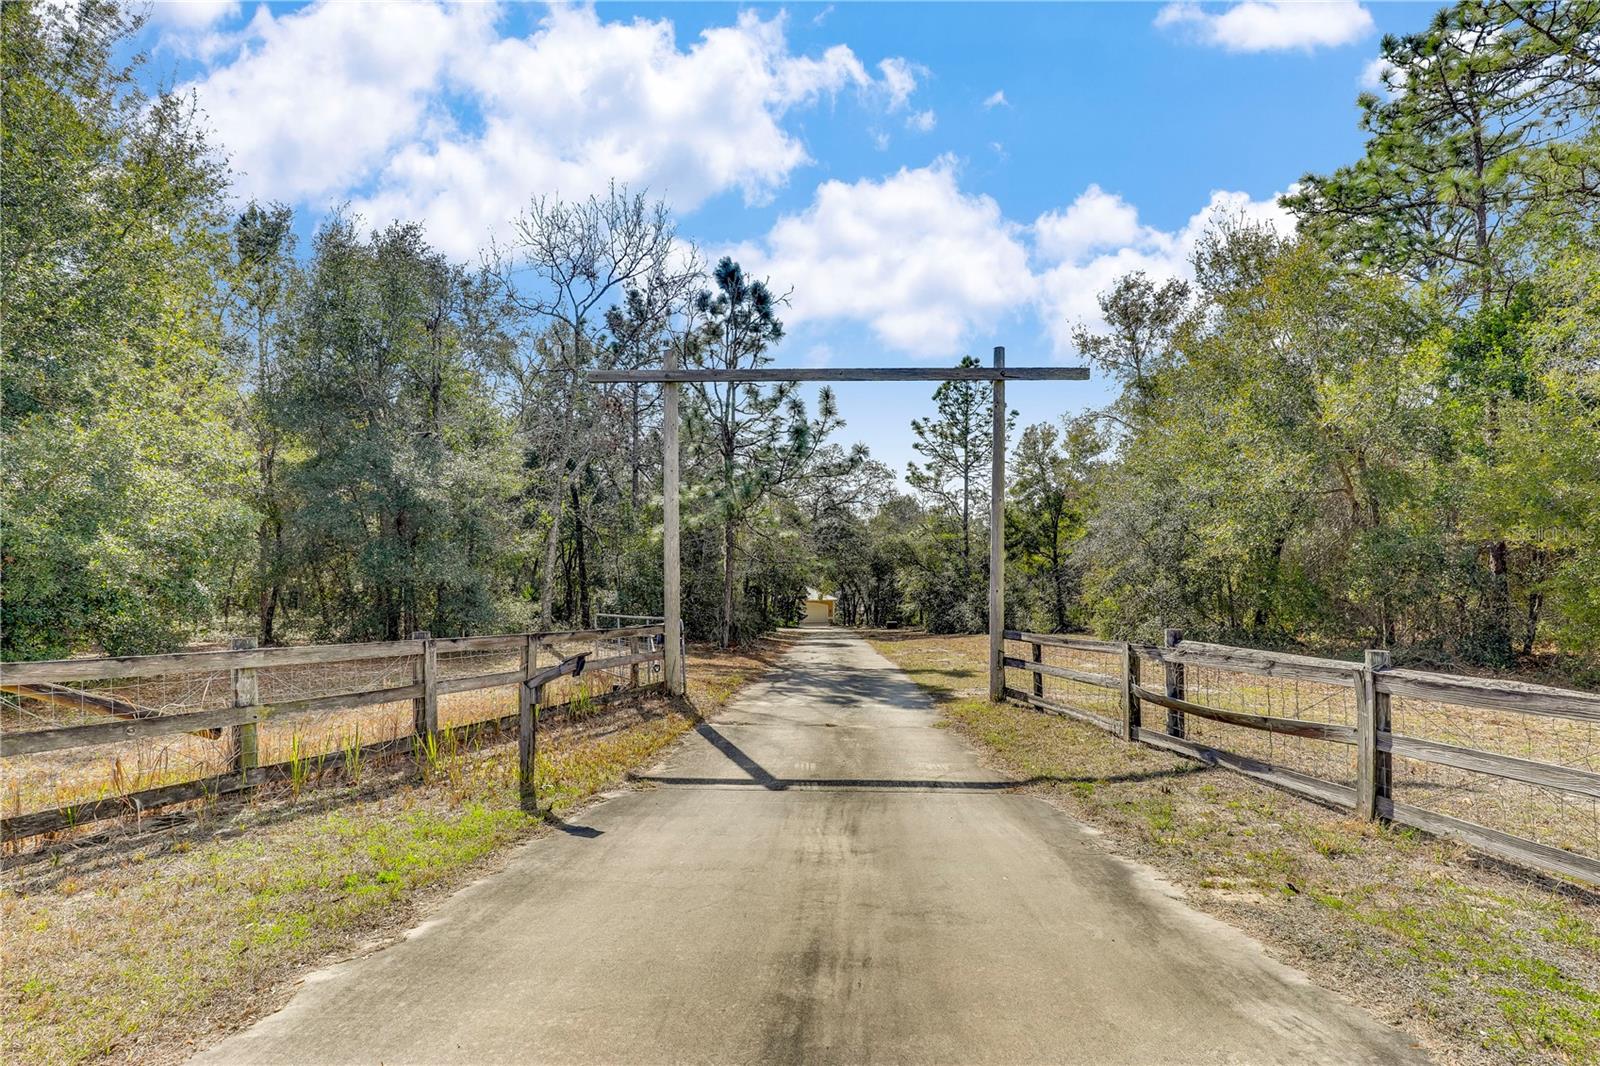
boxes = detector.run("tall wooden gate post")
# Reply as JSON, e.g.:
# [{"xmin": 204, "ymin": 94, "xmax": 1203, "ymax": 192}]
[
  {"xmin": 662, "ymin": 344, "xmax": 684, "ymax": 697},
  {"xmin": 1163, "ymin": 628, "xmax": 1186, "ymax": 738},
  {"xmin": 1356, "ymin": 648, "xmax": 1393, "ymax": 820},
  {"xmin": 229, "ymin": 637, "xmax": 259, "ymax": 777},
  {"xmin": 988, "ymin": 346, "xmax": 1006, "ymax": 702},
  {"xmin": 519, "ymin": 636, "xmax": 539, "ymax": 812}
]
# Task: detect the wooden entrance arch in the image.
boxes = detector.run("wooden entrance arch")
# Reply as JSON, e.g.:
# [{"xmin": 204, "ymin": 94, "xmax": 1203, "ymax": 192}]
[{"xmin": 590, "ymin": 348, "xmax": 1089, "ymax": 701}]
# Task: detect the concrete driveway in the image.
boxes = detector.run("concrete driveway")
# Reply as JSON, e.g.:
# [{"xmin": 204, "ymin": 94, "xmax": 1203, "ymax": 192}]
[{"xmin": 196, "ymin": 630, "xmax": 1423, "ymax": 1065}]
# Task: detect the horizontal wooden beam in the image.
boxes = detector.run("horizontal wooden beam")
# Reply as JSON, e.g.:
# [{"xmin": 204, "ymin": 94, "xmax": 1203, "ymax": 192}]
[
  {"xmin": 588, "ymin": 367, "xmax": 1090, "ymax": 384},
  {"xmin": 1378, "ymin": 798, "xmax": 1600, "ymax": 886},
  {"xmin": 4, "ymin": 681, "xmax": 667, "ymax": 840},
  {"xmin": 1003, "ymin": 630, "xmax": 1122, "ymax": 655},
  {"xmin": 1003, "ymin": 686, "xmax": 1123, "ymax": 736},
  {"xmin": 1002, "ymin": 656, "xmax": 1120, "ymax": 691},
  {"xmin": 1132, "ymin": 683, "xmax": 1356, "ymax": 743},
  {"xmin": 1381, "ymin": 733, "xmax": 1600, "ymax": 800},
  {"xmin": 1376, "ymin": 667, "xmax": 1600, "ymax": 723},
  {"xmin": 1168, "ymin": 640, "xmax": 1362, "ymax": 688},
  {"xmin": 1133, "ymin": 727, "xmax": 1358, "ymax": 810}
]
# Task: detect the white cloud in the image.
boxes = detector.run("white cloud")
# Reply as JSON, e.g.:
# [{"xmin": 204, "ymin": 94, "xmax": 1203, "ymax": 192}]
[
  {"xmin": 1032, "ymin": 185, "xmax": 1295, "ymax": 352},
  {"xmin": 182, "ymin": 4, "xmax": 920, "ymax": 258},
  {"xmin": 1155, "ymin": 1, "xmax": 1373, "ymax": 52},
  {"xmin": 982, "ymin": 90, "xmax": 1008, "ymax": 109},
  {"xmin": 152, "ymin": 0, "xmax": 240, "ymax": 30},
  {"xmin": 733, "ymin": 158, "xmax": 1034, "ymax": 356},
  {"xmin": 181, "ymin": 2, "xmax": 497, "ymax": 210},
  {"xmin": 906, "ymin": 109, "xmax": 937, "ymax": 133},
  {"xmin": 877, "ymin": 57, "xmax": 921, "ymax": 112},
  {"xmin": 1033, "ymin": 184, "xmax": 1148, "ymax": 262}
]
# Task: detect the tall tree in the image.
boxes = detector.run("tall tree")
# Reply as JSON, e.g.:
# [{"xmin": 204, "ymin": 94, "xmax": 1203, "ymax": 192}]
[
  {"xmin": 495, "ymin": 186, "xmax": 688, "ymax": 627},
  {"xmin": 1286, "ymin": 1, "xmax": 1599, "ymax": 309},
  {"xmin": 228, "ymin": 201, "xmax": 299, "ymax": 644},
  {"xmin": 276, "ymin": 218, "xmax": 515, "ymax": 640},
  {"xmin": 906, "ymin": 356, "xmax": 1013, "ymax": 569},
  {"xmin": 1288, "ymin": 0, "xmax": 1600, "ymax": 661},
  {"xmin": 1009, "ymin": 419, "xmax": 1098, "ymax": 633},
  {"xmin": 1, "ymin": 0, "xmax": 251, "ymax": 655},
  {"xmin": 687, "ymin": 257, "xmax": 846, "ymax": 646}
]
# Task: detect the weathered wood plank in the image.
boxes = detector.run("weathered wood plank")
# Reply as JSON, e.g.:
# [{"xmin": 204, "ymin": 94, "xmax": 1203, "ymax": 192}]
[
  {"xmin": 1131, "ymin": 684, "xmax": 1356, "ymax": 743},
  {"xmin": 230, "ymin": 637, "xmax": 259, "ymax": 774},
  {"xmin": 590, "ymin": 367, "xmax": 1091, "ymax": 384},
  {"xmin": 1002, "ymin": 656, "xmax": 1120, "ymax": 690},
  {"xmin": 1376, "ymin": 669, "xmax": 1600, "ymax": 723},
  {"xmin": 432, "ymin": 635, "xmax": 526, "ymax": 654},
  {"xmin": 1004, "ymin": 686, "xmax": 1122, "ymax": 736},
  {"xmin": 1381, "ymin": 734, "xmax": 1600, "ymax": 800},
  {"xmin": 1168, "ymin": 641, "xmax": 1361, "ymax": 687},
  {"xmin": 1134, "ymin": 728, "xmax": 1357, "ymax": 810},
  {"xmin": 0, "ymin": 640, "xmax": 427, "ymax": 685},
  {"xmin": 662, "ymin": 338, "xmax": 684, "ymax": 698},
  {"xmin": 582, "ymin": 651, "xmax": 664, "ymax": 673},
  {"xmin": 436, "ymin": 669, "xmax": 526, "ymax": 696},
  {"xmin": 4, "ymin": 682, "xmax": 668, "ymax": 840},
  {"xmin": 1164, "ymin": 629, "xmax": 1187, "ymax": 740},
  {"xmin": 1, "ymin": 705, "xmax": 258, "ymax": 757},
  {"xmin": 413, "ymin": 631, "xmax": 437, "ymax": 744},
  {"xmin": 1003, "ymin": 630, "xmax": 1122, "ymax": 654},
  {"xmin": 0, "ymin": 681, "xmax": 222, "ymax": 740},
  {"xmin": 535, "ymin": 624, "xmax": 664, "ymax": 642},
  {"xmin": 1378, "ymin": 798, "xmax": 1600, "ymax": 886},
  {"xmin": 520, "ymin": 636, "xmax": 538, "ymax": 812}
]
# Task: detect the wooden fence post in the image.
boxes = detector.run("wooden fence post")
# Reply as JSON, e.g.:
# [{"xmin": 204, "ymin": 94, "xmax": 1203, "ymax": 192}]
[
  {"xmin": 1031, "ymin": 640, "xmax": 1044, "ymax": 700},
  {"xmin": 519, "ymin": 636, "xmax": 538, "ymax": 812},
  {"xmin": 1121, "ymin": 642, "xmax": 1141, "ymax": 742},
  {"xmin": 662, "ymin": 343, "xmax": 684, "ymax": 697},
  {"xmin": 412, "ymin": 631, "xmax": 437, "ymax": 748},
  {"xmin": 1357, "ymin": 648, "xmax": 1392, "ymax": 820},
  {"xmin": 987, "ymin": 345, "xmax": 1006, "ymax": 703},
  {"xmin": 630, "ymin": 634, "xmax": 641, "ymax": 689},
  {"xmin": 229, "ymin": 637, "xmax": 259, "ymax": 777},
  {"xmin": 1163, "ymin": 628, "xmax": 1186, "ymax": 739}
]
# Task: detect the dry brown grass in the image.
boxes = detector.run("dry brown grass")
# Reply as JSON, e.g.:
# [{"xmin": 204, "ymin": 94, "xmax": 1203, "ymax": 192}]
[
  {"xmin": 0, "ymin": 640, "xmax": 781, "ymax": 1066},
  {"xmin": 868, "ymin": 630, "xmax": 1600, "ymax": 1066}
]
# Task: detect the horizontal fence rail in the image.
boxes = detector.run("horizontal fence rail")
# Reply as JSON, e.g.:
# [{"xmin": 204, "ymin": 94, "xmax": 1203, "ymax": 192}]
[
  {"xmin": 1001, "ymin": 629, "xmax": 1600, "ymax": 886},
  {"xmin": 0, "ymin": 627, "xmax": 670, "ymax": 842}
]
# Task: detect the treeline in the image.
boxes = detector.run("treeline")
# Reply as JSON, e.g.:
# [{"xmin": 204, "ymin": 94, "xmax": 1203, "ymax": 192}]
[
  {"xmin": 818, "ymin": 0, "xmax": 1600, "ymax": 674},
  {"xmin": 1, "ymin": 2, "xmax": 856, "ymax": 655},
  {"xmin": 4, "ymin": 1, "xmax": 1598, "ymax": 678}
]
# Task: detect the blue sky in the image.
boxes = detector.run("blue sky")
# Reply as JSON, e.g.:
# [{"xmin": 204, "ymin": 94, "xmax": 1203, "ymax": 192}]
[{"xmin": 140, "ymin": 0, "xmax": 1435, "ymax": 476}]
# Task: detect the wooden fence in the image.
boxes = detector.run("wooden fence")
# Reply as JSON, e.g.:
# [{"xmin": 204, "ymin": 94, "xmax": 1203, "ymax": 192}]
[
  {"xmin": 1003, "ymin": 628, "xmax": 1600, "ymax": 886},
  {"xmin": 0, "ymin": 625, "xmax": 679, "ymax": 842}
]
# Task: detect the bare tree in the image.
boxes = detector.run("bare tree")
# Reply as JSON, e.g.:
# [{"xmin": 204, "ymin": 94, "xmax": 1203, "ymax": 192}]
[{"xmin": 491, "ymin": 185, "xmax": 698, "ymax": 627}]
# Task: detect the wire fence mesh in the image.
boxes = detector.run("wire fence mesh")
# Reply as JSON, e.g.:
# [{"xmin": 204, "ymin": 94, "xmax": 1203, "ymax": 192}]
[
  {"xmin": 1003, "ymin": 638, "xmax": 1122, "ymax": 724},
  {"xmin": 1002, "ymin": 634, "xmax": 1598, "ymax": 871},
  {"xmin": 1389, "ymin": 693, "xmax": 1600, "ymax": 861},
  {"xmin": 1, "ymin": 629, "xmax": 666, "ymax": 826},
  {"xmin": 1177, "ymin": 664, "xmax": 1358, "ymax": 790}
]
